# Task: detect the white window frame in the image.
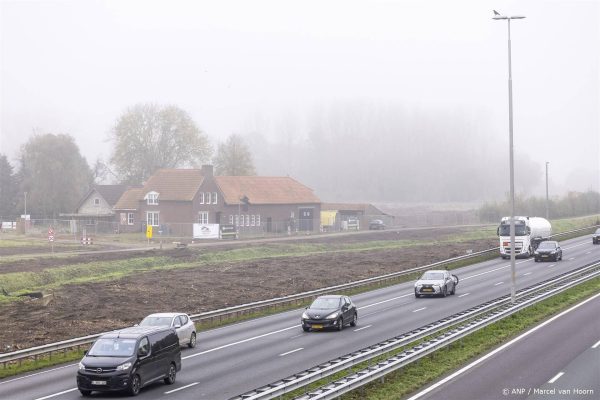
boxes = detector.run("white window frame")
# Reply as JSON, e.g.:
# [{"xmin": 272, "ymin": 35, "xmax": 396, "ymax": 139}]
[
  {"xmin": 94, "ymin": 198, "xmax": 100, "ymax": 206},
  {"xmin": 251, "ymin": 215, "xmax": 255, "ymax": 226},
  {"xmin": 246, "ymin": 215, "xmax": 250, "ymax": 226},
  {"xmin": 235, "ymin": 215, "xmax": 240, "ymax": 227},
  {"xmin": 127, "ymin": 213, "xmax": 134, "ymax": 225},
  {"xmin": 199, "ymin": 192, "xmax": 204, "ymax": 204},
  {"xmin": 229, "ymin": 215, "xmax": 234, "ymax": 224},
  {"xmin": 256, "ymin": 215, "xmax": 261, "ymax": 227},
  {"xmin": 212, "ymin": 192, "xmax": 218, "ymax": 204},
  {"xmin": 206, "ymin": 192, "xmax": 212, "ymax": 204},
  {"xmin": 147, "ymin": 211, "xmax": 159, "ymax": 227},
  {"xmin": 146, "ymin": 191, "xmax": 159, "ymax": 205},
  {"xmin": 198, "ymin": 211, "xmax": 209, "ymax": 224}
]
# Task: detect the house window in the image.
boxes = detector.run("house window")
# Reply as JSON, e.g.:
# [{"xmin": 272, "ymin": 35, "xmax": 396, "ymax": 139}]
[
  {"xmin": 212, "ymin": 192, "xmax": 218, "ymax": 204},
  {"xmin": 229, "ymin": 215, "xmax": 233, "ymax": 224},
  {"xmin": 146, "ymin": 192, "xmax": 159, "ymax": 205},
  {"xmin": 198, "ymin": 211, "xmax": 209, "ymax": 224},
  {"xmin": 256, "ymin": 215, "xmax": 261, "ymax": 227},
  {"xmin": 199, "ymin": 192, "xmax": 204, "ymax": 204},
  {"xmin": 251, "ymin": 215, "xmax": 255, "ymax": 226},
  {"xmin": 147, "ymin": 212, "xmax": 159, "ymax": 226},
  {"xmin": 246, "ymin": 215, "xmax": 250, "ymax": 226},
  {"xmin": 127, "ymin": 213, "xmax": 134, "ymax": 225},
  {"xmin": 235, "ymin": 215, "xmax": 239, "ymax": 227},
  {"xmin": 94, "ymin": 198, "xmax": 100, "ymax": 206},
  {"xmin": 206, "ymin": 192, "xmax": 212, "ymax": 204}
]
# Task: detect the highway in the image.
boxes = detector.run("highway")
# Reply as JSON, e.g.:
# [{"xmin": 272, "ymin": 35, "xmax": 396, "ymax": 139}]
[
  {"xmin": 408, "ymin": 290, "xmax": 600, "ymax": 400},
  {"xmin": 0, "ymin": 235, "xmax": 598, "ymax": 400}
]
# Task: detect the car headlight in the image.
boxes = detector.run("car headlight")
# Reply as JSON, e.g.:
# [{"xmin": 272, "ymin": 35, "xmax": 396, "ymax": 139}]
[
  {"xmin": 78, "ymin": 362, "xmax": 85, "ymax": 370},
  {"xmin": 301, "ymin": 312, "xmax": 308, "ymax": 319},
  {"xmin": 116, "ymin": 362, "xmax": 132, "ymax": 371},
  {"xmin": 326, "ymin": 311, "xmax": 339, "ymax": 319}
]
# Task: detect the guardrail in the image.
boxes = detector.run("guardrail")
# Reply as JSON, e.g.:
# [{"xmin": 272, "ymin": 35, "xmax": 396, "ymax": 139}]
[
  {"xmin": 232, "ymin": 261, "xmax": 600, "ymax": 400},
  {"xmin": 0, "ymin": 225, "xmax": 596, "ymax": 368}
]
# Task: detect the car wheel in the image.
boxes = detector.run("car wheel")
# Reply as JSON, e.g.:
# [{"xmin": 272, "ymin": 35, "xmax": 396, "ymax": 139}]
[
  {"xmin": 534, "ymin": 258, "xmax": 538, "ymax": 262},
  {"xmin": 188, "ymin": 332, "xmax": 196, "ymax": 348},
  {"xmin": 337, "ymin": 317, "xmax": 343, "ymax": 331},
  {"xmin": 164, "ymin": 363, "xmax": 177, "ymax": 385},
  {"xmin": 128, "ymin": 374, "xmax": 141, "ymax": 396},
  {"xmin": 350, "ymin": 313, "xmax": 357, "ymax": 327},
  {"xmin": 302, "ymin": 325, "xmax": 310, "ymax": 332},
  {"xmin": 79, "ymin": 390, "xmax": 92, "ymax": 396}
]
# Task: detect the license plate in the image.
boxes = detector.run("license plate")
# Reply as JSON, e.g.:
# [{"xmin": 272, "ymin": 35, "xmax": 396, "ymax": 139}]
[
  {"xmin": 541, "ymin": 255, "xmax": 548, "ymax": 258},
  {"xmin": 423, "ymin": 288, "xmax": 433, "ymax": 292},
  {"xmin": 92, "ymin": 381, "xmax": 107, "ymax": 385},
  {"xmin": 312, "ymin": 324, "xmax": 323, "ymax": 329}
]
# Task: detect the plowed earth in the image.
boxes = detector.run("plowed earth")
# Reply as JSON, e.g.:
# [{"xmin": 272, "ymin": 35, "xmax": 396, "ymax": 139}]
[{"xmin": 0, "ymin": 227, "xmax": 496, "ymax": 351}]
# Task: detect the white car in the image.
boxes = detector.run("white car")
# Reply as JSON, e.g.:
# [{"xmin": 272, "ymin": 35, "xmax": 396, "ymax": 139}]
[
  {"xmin": 414, "ymin": 270, "xmax": 459, "ymax": 298},
  {"xmin": 138, "ymin": 313, "xmax": 197, "ymax": 348}
]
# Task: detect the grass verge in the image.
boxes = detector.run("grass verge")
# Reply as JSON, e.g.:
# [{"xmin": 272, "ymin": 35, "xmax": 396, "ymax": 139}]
[{"xmin": 282, "ymin": 276, "xmax": 600, "ymax": 400}]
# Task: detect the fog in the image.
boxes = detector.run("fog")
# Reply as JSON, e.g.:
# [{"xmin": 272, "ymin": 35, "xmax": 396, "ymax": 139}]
[{"xmin": 1, "ymin": 0, "xmax": 598, "ymax": 203}]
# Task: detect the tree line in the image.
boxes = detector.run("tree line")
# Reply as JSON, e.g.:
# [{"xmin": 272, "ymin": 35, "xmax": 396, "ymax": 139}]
[
  {"xmin": 478, "ymin": 191, "xmax": 600, "ymax": 222},
  {"xmin": 0, "ymin": 103, "xmax": 256, "ymax": 219}
]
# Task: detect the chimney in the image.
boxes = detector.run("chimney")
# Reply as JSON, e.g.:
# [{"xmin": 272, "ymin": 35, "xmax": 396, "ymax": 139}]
[{"xmin": 201, "ymin": 165, "xmax": 214, "ymax": 177}]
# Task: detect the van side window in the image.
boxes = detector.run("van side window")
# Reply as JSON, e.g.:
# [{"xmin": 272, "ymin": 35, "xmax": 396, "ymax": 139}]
[
  {"xmin": 138, "ymin": 337, "xmax": 149, "ymax": 356},
  {"xmin": 179, "ymin": 315, "xmax": 188, "ymax": 325}
]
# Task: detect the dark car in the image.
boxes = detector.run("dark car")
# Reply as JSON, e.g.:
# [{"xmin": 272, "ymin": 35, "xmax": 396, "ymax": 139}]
[
  {"xmin": 369, "ymin": 219, "xmax": 386, "ymax": 230},
  {"xmin": 301, "ymin": 295, "xmax": 357, "ymax": 332},
  {"xmin": 593, "ymin": 228, "xmax": 600, "ymax": 244},
  {"xmin": 534, "ymin": 241, "xmax": 562, "ymax": 262},
  {"xmin": 77, "ymin": 326, "xmax": 181, "ymax": 396}
]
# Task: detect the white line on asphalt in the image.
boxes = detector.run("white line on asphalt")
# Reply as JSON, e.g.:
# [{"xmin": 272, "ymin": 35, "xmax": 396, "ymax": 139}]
[
  {"xmin": 279, "ymin": 348, "xmax": 303, "ymax": 357},
  {"xmin": 592, "ymin": 339, "xmax": 600, "ymax": 349},
  {"xmin": 165, "ymin": 382, "xmax": 199, "ymax": 394},
  {"xmin": 413, "ymin": 307, "xmax": 427, "ymax": 313},
  {"xmin": 586, "ymin": 251, "xmax": 591, "ymax": 254},
  {"xmin": 183, "ymin": 325, "xmax": 298, "ymax": 359},
  {"xmin": 548, "ymin": 264, "xmax": 556, "ymax": 268},
  {"xmin": 0, "ymin": 363, "xmax": 78, "ymax": 386},
  {"xmin": 289, "ymin": 333, "xmax": 304, "ymax": 339},
  {"xmin": 461, "ymin": 265, "xmax": 509, "ymax": 281},
  {"xmin": 358, "ymin": 293, "xmax": 413, "ymax": 309},
  {"xmin": 34, "ymin": 388, "xmax": 78, "ymax": 400},
  {"xmin": 458, "ymin": 293, "xmax": 470, "ymax": 298},
  {"xmin": 354, "ymin": 325, "xmax": 373, "ymax": 332},
  {"xmin": 494, "ymin": 282, "xmax": 504, "ymax": 286},
  {"xmin": 548, "ymin": 372, "xmax": 564, "ymax": 384},
  {"xmin": 405, "ymin": 292, "xmax": 600, "ymax": 400},
  {"xmin": 523, "ymin": 272, "xmax": 532, "ymax": 276},
  {"xmin": 569, "ymin": 257, "xmax": 575, "ymax": 261}
]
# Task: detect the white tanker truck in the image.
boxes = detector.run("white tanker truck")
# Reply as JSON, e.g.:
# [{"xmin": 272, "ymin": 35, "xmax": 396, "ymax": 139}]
[{"xmin": 497, "ymin": 216, "xmax": 552, "ymax": 259}]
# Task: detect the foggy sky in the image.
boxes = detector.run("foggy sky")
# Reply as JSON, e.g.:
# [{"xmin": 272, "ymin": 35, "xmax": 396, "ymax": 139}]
[{"xmin": 1, "ymin": 0, "xmax": 598, "ymax": 201}]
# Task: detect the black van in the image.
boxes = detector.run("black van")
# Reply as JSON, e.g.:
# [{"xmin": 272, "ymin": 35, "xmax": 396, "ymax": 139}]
[{"xmin": 77, "ymin": 326, "xmax": 182, "ymax": 396}]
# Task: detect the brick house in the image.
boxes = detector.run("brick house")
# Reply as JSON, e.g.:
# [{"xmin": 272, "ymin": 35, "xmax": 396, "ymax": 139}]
[
  {"xmin": 62, "ymin": 185, "xmax": 128, "ymax": 233},
  {"xmin": 113, "ymin": 165, "xmax": 321, "ymax": 236}
]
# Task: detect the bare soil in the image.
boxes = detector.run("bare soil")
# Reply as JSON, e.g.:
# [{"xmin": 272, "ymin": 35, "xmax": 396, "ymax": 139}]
[{"xmin": 0, "ymin": 227, "xmax": 497, "ymax": 351}]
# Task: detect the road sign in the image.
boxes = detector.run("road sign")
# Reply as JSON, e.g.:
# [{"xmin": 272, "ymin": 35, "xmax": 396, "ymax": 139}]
[
  {"xmin": 48, "ymin": 227, "xmax": 54, "ymax": 242},
  {"xmin": 146, "ymin": 225, "xmax": 153, "ymax": 239}
]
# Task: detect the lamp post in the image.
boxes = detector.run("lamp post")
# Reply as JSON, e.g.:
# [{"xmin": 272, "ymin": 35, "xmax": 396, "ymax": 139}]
[
  {"xmin": 493, "ymin": 10, "xmax": 525, "ymax": 303},
  {"xmin": 545, "ymin": 162, "xmax": 550, "ymax": 220}
]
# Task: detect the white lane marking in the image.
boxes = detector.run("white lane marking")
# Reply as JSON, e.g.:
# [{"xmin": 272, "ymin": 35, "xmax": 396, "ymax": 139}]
[
  {"xmin": 358, "ymin": 293, "xmax": 413, "ymax": 309},
  {"xmin": 34, "ymin": 388, "xmax": 78, "ymax": 400},
  {"xmin": 0, "ymin": 363, "xmax": 78, "ymax": 386},
  {"xmin": 354, "ymin": 325, "xmax": 373, "ymax": 332},
  {"xmin": 165, "ymin": 382, "xmax": 199, "ymax": 394},
  {"xmin": 548, "ymin": 264, "xmax": 556, "ymax": 268},
  {"xmin": 586, "ymin": 251, "xmax": 591, "ymax": 254},
  {"xmin": 413, "ymin": 307, "xmax": 427, "ymax": 313},
  {"xmin": 405, "ymin": 292, "xmax": 600, "ymax": 400},
  {"xmin": 568, "ymin": 257, "xmax": 575, "ymax": 261},
  {"xmin": 183, "ymin": 325, "xmax": 298, "ymax": 359},
  {"xmin": 592, "ymin": 339, "xmax": 600, "ymax": 349},
  {"xmin": 461, "ymin": 265, "xmax": 509, "ymax": 281},
  {"xmin": 289, "ymin": 333, "xmax": 304, "ymax": 339},
  {"xmin": 494, "ymin": 282, "xmax": 504, "ymax": 286},
  {"xmin": 279, "ymin": 347, "xmax": 303, "ymax": 356},
  {"xmin": 548, "ymin": 371, "xmax": 565, "ymax": 384},
  {"xmin": 458, "ymin": 293, "xmax": 470, "ymax": 298},
  {"xmin": 523, "ymin": 272, "xmax": 532, "ymax": 276}
]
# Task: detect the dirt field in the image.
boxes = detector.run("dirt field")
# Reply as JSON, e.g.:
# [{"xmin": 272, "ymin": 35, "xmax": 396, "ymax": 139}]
[{"xmin": 0, "ymin": 228, "xmax": 497, "ymax": 351}]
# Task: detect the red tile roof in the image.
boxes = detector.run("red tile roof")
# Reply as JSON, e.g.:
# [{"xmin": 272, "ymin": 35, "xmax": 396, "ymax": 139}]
[
  {"xmin": 142, "ymin": 169, "xmax": 204, "ymax": 201},
  {"xmin": 215, "ymin": 176, "xmax": 320, "ymax": 205},
  {"xmin": 113, "ymin": 187, "xmax": 144, "ymax": 210}
]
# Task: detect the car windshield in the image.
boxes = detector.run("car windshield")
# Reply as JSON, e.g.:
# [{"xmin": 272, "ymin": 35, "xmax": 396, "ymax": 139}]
[
  {"xmin": 140, "ymin": 316, "xmax": 172, "ymax": 327},
  {"xmin": 420, "ymin": 272, "xmax": 444, "ymax": 280},
  {"xmin": 88, "ymin": 338, "xmax": 136, "ymax": 357},
  {"xmin": 310, "ymin": 297, "xmax": 341, "ymax": 309},
  {"xmin": 595, "ymin": 229, "xmax": 600, "ymax": 234},
  {"xmin": 498, "ymin": 223, "xmax": 528, "ymax": 236},
  {"xmin": 538, "ymin": 242, "xmax": 557, "ymax": 249}
]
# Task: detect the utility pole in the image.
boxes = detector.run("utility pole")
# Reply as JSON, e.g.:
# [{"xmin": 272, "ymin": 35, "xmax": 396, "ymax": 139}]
[{"xmin": 545, "ymin": 162, "xmax": 550, "ymax": 220}]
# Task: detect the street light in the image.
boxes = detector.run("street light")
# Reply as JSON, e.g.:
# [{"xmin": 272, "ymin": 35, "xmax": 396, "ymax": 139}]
[
  {"xmin": 493, "ymin": 10, "xmax": 526, "ymax": 304},
  {"xmin": 545, "ymin": 162, "xmax": 550, "ymax": 220}
]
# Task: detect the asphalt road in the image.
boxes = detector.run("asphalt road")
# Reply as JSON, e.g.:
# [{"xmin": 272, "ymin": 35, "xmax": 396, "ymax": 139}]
[
  {"xmin": 1, "ymin": 236, "xmax": 599, "ymax": 400},
  {"xmin": 408, "ymin": 291, "xmax": 600, "ymax": 400}
]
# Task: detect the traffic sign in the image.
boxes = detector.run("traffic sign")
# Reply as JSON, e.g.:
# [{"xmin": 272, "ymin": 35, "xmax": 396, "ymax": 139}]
[
  {"xmin": 48, "ymin": 227, "xmax": 55, "ymax": 242},
  {"xmin": 146, "ymin": 225, "xmax": 153, "ymax": 239}
]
